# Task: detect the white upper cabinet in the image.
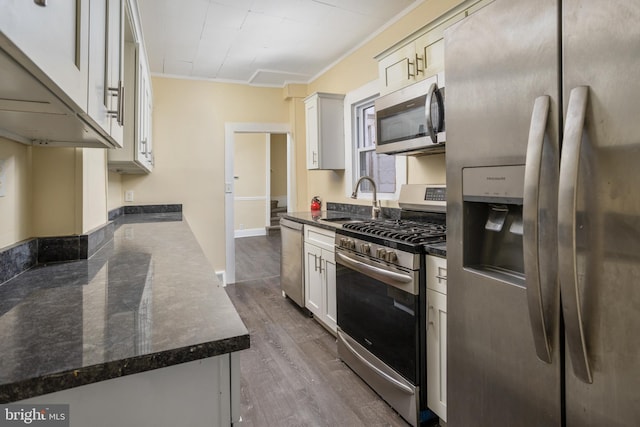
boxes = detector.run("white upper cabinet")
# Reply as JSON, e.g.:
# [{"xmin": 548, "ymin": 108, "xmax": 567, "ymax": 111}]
[
  {"xmin": 137, "ymin": 52, "xmax": 154, "ymax": 171},
  {"xmin": 86, "ymin": 0, "xmax": 125, "ymax": 148},
  {"xmin": 376, "ymin": 0, "xmax": 492, "ymax": 95},
  {"xmin": 106, "ymin": 0, "xmax": 125, "ymax": 147},
  {"xmin": 0, "ymin": 0, "xmax": 137, "ymax": 148},
  {"xmin": 304, "ymin": 92, "xmax": 345, "ymax": 170},
  {"xmin": 377, "ymin": 41, "xmax": 420, "ymax": 96},
  {"xmin": 108, "ymin": 6, "xmax": 154, "ymax": 175},
  {"xmin": 88, "ymin": 0, "xmax": 110, "ymax": 135},
  {"xmin": 0, "ymin": 0, "xmax": 90, "ymax": 109},
  {"xmin": 0, "ymin": 48, "xmax": 106, "ymax": 146},
  {"xmin": 88, "ymin": 0, "xmax": 125, "ymax": 148}
]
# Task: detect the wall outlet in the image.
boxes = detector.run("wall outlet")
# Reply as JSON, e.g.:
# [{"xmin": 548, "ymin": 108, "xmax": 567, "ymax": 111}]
[
  {"xmin": 0, "ymin": 159, "xmax": 6, "ymax": 197},
  {"xmin": 125, "ymin": 190, "xmax": 134, "ymax": 202}
]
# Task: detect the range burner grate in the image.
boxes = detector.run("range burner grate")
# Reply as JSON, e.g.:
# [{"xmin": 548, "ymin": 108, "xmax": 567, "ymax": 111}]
[{"xmin": 343, "ymin": 219, "xmax": 446, "ymax": 245}]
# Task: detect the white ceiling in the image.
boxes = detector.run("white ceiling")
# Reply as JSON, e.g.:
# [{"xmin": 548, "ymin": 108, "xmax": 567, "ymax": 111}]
[{"xmin": 136, "ymin": 0, "xmax": 422, "ymax": 87}]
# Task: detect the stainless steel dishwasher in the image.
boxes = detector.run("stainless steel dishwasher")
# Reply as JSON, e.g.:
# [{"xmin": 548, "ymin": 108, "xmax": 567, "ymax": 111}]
[{"xmin": 280, "ymin": 218, "xmax": 304, "ymax": 307}]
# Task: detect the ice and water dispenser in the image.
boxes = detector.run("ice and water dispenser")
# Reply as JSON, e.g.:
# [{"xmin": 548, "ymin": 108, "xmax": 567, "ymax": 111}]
[{"xmin": 462, "ymin": 165, "xmax": 526, "ymax": 286}]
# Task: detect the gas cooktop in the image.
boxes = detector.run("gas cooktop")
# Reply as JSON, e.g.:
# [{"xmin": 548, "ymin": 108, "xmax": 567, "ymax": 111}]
[
  {"xmin": 336, "ymin": 184, "xmax": 447, "ymax": 254},
  {"xmin": 342, "ymin": 219, "xmax": 446, "ymax": 245}
]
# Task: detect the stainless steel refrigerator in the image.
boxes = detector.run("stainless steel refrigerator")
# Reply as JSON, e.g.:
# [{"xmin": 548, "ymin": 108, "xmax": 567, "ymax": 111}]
[{"xmin": 445, "ymin": 0, "xmax": 640, "ymax": 425}]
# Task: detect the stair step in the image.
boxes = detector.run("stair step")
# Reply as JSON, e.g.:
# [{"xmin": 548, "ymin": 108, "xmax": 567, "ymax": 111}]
[
  {"xmin": 271, "ymin": 206, "xmax": 287, "ymax": 214},
  {"xmin": 266, "ymin": 225, "xmax": 281, "ymax": 235}
]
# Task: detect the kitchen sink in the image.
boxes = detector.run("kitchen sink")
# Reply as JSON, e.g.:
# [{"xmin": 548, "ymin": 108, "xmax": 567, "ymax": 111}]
[
  {"xmin": 320, "ymin": 217, "xmax": 365, "ymax": 225},
  {"xmin": 321, "ymin": 216, "xmax": 353, "ymax": 222}
]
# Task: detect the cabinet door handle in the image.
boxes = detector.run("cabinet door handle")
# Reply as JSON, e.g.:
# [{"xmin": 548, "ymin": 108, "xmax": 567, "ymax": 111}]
[
  {"xmin": 407, "ymin": 58, "xmax": 415, "ymax": 79},
  {"xmin": 119, "ymin": 83, "xmax": 125, "ymax": 126},
  {"xmin": 107, "ymin": 80, "xmax": 124, "ymax": 126},
  {"xmin": 34, "ymin": 0, "xmax": 47, "ymax": 6},
  {"xmin": 415, "ymin": 54, "xmax": 423, "ymax": 75},
  {"xmin": 318, "ymin": 256, "xmax": 324, "ymax": 274}
]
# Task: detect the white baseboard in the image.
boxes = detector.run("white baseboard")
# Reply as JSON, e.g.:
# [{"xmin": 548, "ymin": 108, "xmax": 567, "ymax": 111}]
[
  {"xmin": 234, "ymin": 228, "xmax": 267, "ymax": 238},
  {"xmin": 214, "ymin": 271, "xmax": 226, "ymax": 286}
]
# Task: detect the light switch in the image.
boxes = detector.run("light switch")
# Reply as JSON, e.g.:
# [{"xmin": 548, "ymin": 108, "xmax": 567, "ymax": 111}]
[{"xmin": 125, "ymin": 190, "xmax": 134, "ymax": 202}]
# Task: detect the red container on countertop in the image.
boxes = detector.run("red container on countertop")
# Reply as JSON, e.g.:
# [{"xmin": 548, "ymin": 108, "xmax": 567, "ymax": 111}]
[{"xmin": 311, "ymin": 196, "xmax": 321, "ymax": 211}]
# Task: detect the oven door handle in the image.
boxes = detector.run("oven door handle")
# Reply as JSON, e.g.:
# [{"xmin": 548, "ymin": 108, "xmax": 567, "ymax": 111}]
[
  {"xmin": 337, "ymin": 330, "xmax": 414, "ymax": 395},
  {"xmin": 336, "ymin": 252, "xmax": 413, "ymax": 290}
]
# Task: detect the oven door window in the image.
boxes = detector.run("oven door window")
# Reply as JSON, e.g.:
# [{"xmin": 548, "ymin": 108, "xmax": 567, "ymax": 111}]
[{"xmin": 336, "ymin": 262, "xmax": 418, "ymax": 383}]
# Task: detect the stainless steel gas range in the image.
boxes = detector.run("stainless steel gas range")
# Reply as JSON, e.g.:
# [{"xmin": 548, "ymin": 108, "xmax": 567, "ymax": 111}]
[{"xmin": 335, "ymin": 184, "xmax": 446, "ymax": 427}]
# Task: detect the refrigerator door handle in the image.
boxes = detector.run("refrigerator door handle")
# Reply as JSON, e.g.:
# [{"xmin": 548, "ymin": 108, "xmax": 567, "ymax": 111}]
[
  {"xmin": 523, "ymin": 95, "xmax": 553, "ymax": 363},
  {"xmin": 558, "ymin": 86, "xmax": 593, "ymax": 384}
]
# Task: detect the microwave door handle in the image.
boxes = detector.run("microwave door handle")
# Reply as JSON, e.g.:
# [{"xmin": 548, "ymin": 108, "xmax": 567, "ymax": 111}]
[
  {"xmin": 523, "ymin": 95, "xmax": 555, "ymax": 363},
  {"xmin": 425, "ymin": 82, "xmax": 438, "ymax": 144},
  {"xmin": 558, "ymin": 86, "xmax": 592, "ymax": 384}
]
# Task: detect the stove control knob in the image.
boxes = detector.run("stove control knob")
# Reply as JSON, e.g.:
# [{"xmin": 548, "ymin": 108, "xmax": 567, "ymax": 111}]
[
  {"xmin": 339, "ymin": 237, "xmax": 347, "ymax": 248},
  {"xmin": 348, "ymin": 239, "xmax": 356, "ymax": 250},
  {"xmin": 376, "ymin": 248, "xmax": 387, "ymax": 258},
  {"xmin": 360, "ymin": 243, "xmax": 371, "ymax": 254},
  {"xmin": 386, "ymin": 251, "xmax": 398, "ymax": 263}
]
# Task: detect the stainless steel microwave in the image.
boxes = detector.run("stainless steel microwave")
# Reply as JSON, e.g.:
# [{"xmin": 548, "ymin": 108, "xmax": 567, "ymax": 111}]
[{"xmin": 375, "ymin": 72, "xmax": 445, "ymax": 155}]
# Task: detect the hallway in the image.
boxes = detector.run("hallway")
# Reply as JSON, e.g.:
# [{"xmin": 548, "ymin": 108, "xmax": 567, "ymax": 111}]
[{"xmin": 226, "ymin": 235, "xmax": 408, "ymax": 426}]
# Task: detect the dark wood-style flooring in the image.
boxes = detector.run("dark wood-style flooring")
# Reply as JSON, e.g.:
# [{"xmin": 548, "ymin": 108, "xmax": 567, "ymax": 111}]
[{"xmin": 226, "ymin": 234, "xmax": 409, "ymax": 426}]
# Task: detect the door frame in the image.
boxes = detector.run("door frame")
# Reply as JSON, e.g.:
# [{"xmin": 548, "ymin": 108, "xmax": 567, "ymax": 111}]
[{"xmin": 224, "ymin": 122, "xmax": 294, "ymax": 284}]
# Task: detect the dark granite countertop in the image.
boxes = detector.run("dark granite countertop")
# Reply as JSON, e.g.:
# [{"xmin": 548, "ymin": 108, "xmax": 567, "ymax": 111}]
[
  {"xmin": 281, "ymin": 210, "xmax": 373, "ymax": 231},
  {"xmin": 424, "ymin": 242, "xmax": 447, "ymax": 258},
  {"xmin": 0, "ymin": 213, "xmax": 249, "ymax": 403}
]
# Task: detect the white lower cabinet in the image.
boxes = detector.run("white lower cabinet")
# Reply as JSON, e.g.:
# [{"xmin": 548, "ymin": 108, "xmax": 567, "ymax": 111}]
[
  {"xmin": 304, "ymin": 225, "xmax": 337, "ymax": 333},
  {"xmin": 426, "ymin": 255, "xmax": 447, "ymax": 422},
  {"xmin": 19, "ymin": 353, "xmax": 241, "ymax": 427}
]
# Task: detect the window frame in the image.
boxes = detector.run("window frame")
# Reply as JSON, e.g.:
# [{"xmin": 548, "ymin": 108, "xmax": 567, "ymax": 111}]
[{"xmin": 343, "ymin": 80, "xmax": 407, "ymax": 202}]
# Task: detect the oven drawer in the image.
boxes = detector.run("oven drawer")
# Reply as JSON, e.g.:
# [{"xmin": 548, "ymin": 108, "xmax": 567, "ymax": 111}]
[{"xmin": 427, "ymin": 255, "xmax": 447, "ymax": 295}]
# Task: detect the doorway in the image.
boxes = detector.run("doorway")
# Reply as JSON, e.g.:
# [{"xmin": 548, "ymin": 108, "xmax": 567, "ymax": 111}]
[{"xmin": 224, "ymin": 123, "xmax": 294, "ymax": 284}]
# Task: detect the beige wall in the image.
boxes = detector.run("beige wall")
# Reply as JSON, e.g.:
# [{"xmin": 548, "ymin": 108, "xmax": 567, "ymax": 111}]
[
  {"xmin": 107, "ymin": 172, "xmax": 123, "ymax": 211},
  {"xmin": 270, "ymin": 133, "xmax": 287, "ymax": 200},
  {"xmin": 0, "ymin": 138, "xmax": 31, "ymax": 248},
  {"xmin": 31, "ymin": 147, "xmax": 108, "ymax": 237},
  {"xmin": 31, "ymin": 147, "xmax": 78, "ymax": 236},
  {"xmin": 81, "ymin": 148, "xmax": 108, "ymax": 232},
  {"xmin": 0, "ymin": 138, "xmax": 108, "ymax": 248},
  {"xmin": 288, "ymin": 95, "xmax": 308, "ymax": 211},
  {"xmin": 234, "ymin": 133, "xmax": 267, "ymax": 231},
  {"xmin": 121, "ymin": 77, "xmax": 289, "ymax": 272}
]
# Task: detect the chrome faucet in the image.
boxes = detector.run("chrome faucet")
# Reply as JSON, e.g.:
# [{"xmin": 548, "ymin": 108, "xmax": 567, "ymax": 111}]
[{"xmin": 351, "ymin": 176, "xmax": 381, "ymax": 219}]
